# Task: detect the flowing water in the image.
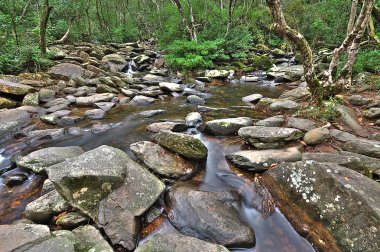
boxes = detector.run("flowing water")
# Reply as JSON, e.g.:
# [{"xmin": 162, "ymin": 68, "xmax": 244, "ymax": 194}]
[{"xmin": 0, "ymin": 80, "xmax": 315, "ymax": 251}]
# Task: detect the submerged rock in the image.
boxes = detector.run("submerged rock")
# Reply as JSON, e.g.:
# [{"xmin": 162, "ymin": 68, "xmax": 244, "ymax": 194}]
[
  {"xmin": 238, "ymin": 126, "xmax": 304, "ymax": 149},
  {"xmin": 135, "ymin": 233, "xmax": 230, "ymax": 252},
  {"xmin": 204, "ymin": 117, "xmax": 253, "ymax": 136},
  {"xmin": 130, "ymin": 141, "xmax": 199, "ymax": 179},
  {"xmin": 154, "ymin": 130, "xmax": 208, "ymax": 160},
  {"xmin": 166, "ymin": 181, "xmax": 254, "ymax": 247},
  {"xmin": 17, "ymin": 146, "xmax": 85, "ymax": 173},
  {"xmin": 262, "ymin": 161, "xmax": 380, "ymax": 252},
  {"xmin": 46, "ymin": 145, "xmax": 129, "ymax": 218},
  {"xmin": 226, "ymin": 146, "xmax": 302, "ymax": 172}
]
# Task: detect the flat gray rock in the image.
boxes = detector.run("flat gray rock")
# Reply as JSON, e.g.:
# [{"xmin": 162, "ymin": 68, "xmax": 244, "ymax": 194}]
[
  {"xmin": 72, "ymin": 225, "xmax": 113, "ymax": 252},
  {"xmin": 48, "ymin": 63, "xmax": 85, "ymax": 80},
  {"xmin": 256, "ymin": 115, "xmax": 284, "ymax": 127},
  {"xmin": 0, "ymin": 109, "xmax": 30, "ymax": 142},
  {"xmin": 76, "ymin": 93, "xmax": 116, "ymax": 106},
  {"xmin": 0, "ymin": 79, "xmax": 35, "ymax": 96},
  {"xmin": 146, "ymin": 121, "xmax": 187, "ymax": 133},
  {"xmin": 287, "ymin": 117, "xmax": 316, "ymax": 132},
  {"xmin": 204, "ymin": 117, "xmax": 253, "ymax": 136},
  {"xmin": 17, "ymin": 146, "xmax": 84, "ymax": 173},
  {"xmin": 270, "ymin": 100, "xmax": 299, "ymax": 111}
]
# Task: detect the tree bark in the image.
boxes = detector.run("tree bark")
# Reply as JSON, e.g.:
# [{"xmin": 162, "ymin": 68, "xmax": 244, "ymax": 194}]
[
  {"xmin": 347, "ymin": 0, "xmax": 358, "ymax": 35},
  {"xmin": 369, "ymin": 17, "xmax": 380, "ymax": 47},
  {"xmin": 54, "ymin": 20, "xmax": 73, "ymax": 44},
  {"xmin": 266, "ymin": 0, "xmax": 322, "ymax": 101},
  {"xmin": 172, "ymin": 0, "xmax": 195, "ymax": 40},
  {"xmin": 187, "ymin": 0, "xmax": 197, "ymax": 41},
  {"xmin": 39, "ymin": 0, "xmax": 53, "ymax": 54}
]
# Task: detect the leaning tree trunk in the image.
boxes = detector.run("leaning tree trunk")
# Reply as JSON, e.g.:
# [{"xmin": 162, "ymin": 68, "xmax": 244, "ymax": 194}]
[
  {"xmin": 54, "ymin": 20, "xmax": 73, "ymax": 44},
  {"xmin": 172, "ymin": 0, "xmax": 195, "ymax": 41},
  {"xmin": 369, "ymin": 17, "xmax": 380, "ymax": 47},
  {"xmin": 39, "ymin": 0, "xmax": 53, "ymax": 54},
  {"xmin": 266, "ymin": 0, "xmax": 323, "ymax": 102}
]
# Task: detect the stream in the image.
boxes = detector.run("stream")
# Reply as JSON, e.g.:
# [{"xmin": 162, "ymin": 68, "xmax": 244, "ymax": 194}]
[{"xmin": 0, "ymin": 80, "xmax": 315, "ymax": 251}]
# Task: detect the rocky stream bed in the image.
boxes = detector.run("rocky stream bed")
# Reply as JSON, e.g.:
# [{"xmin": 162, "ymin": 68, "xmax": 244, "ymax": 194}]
[{"xmin": 0, "ymin": 42, "xmax": 379, "ymax": 252}]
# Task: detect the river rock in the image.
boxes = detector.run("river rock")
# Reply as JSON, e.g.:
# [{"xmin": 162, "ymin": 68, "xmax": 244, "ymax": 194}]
[
  {"xmin": 25, "ymin": 236, "xmax": 75, "ymax": 252},
  {"xmin": 286, "ymin": 117, "xmax": 316, "ymax": 132},
  {"xmin": 343, "ymin": 139, "xmax": 380, "ymax": 159},
  {"xmin": 166, "ymin": 181, "xmax": 254, "ymax": 247},
  {"xmin": 102, "ymin": 54, "xmax": 126, "ymax": 71},
  {"xmin": 205, "ymin": 70, "xmax": 230, "ymax": 78},
  {"xmin": 185, "ymin": 112, "xmax": 202, "ymax": 127},
  {"xmin": 28, "ymin": 128, "xmax": 65, "ymax": 140},
  {"xmin": 256, "ymin": 115, "xmax": 284, "ymax": 127},
  {"xmin": 159, "ymin": 82, "xmax": 184, "ymax": 92},
  {"xmin": 22, "ymin": 93, "xmax": 39, "ymax": 106},
  {"xmin": 242, "ymin": 94, "xmax": 263, "ymax": 103},
  {"xmin": 0, "ymin": 224, "xmax": 51, "ymax": 251},
  {"xmin": 39, "ymin": 89, "xmax": 56, "ymax": 102},
  {"xmin": 154, "ymin": 130, "xmax": 208, "ymax": 160},
  {"xmin": 48, "ymin": 63, "xmax": 85, "ymax": 80},
  {"xmin": 340, "ymin": 151, "xmax": 380, "ymax": 175},
  {"xmin": 130, "ymin": 141, "xmax": 199, "ymax": 179},
  {"xmin": 135, "ymin": 233, "xmax": 229, "ymax": 252},
  {"xmin": 267, "ymin": 65, "xmax": 304, "ymax": 82},
  {"xmin": 130, "ymin": 95, "xmax": 155, "ymax": 106},
  {"xmin": 187, "ymin": 95, "xmax": 205, "ymax": 105},
  {"xmin": 46, "ymin": 145, "xmax": 129, "ymax": 218},
  {"xmin": 25, "ymin": 189, "xmax": 69, "ymax": 223},
  {"xmin": 262, "ymin": 161, "xmax": 380, "ymax": 252},
  {"xmin": 303, "ymin": 127, "xmax": 330, "ymax": 145},
  {"xmin": 17, "ymin": 146, "xmax": 85, "ymax": 174},
  {"xmin": 329, "ymin": 129, "xmax": 357, "ymax": 142},
  {"xmin": 302, "ymin": 153, "xmax": 363, "ymax": 172},
  {"xmin": 0, "ymin": 109, "xmax": 30, "ymax": 142},
  {"xmin": 270, "ymin": 99, "xmax": 299, "ymax": 111},
  {"xmin": 75, "ymin": 93, "xmax": 114, "ymax": 106},
  {"xmin": 55, "ymin": 212, "xmax": 89, "ymax": 229},
  {"xmin": 58, "ymin": 116, "xmax": 83, "ymax": 126},
  {"xmin": 226, "ymin": 146, "xmax": 302, "ymax": 172},
  {"xmin": 364, "ymin": 107, "xmax": 380, "ymax": 119},
  {"xmin": 240, "ymin": 76, "xmax": 259, "ymax": 82},
  {"xmin": 139, "ymin": 90, "xmax": 164, "ymax": 98},
  {"xmin": 84, "ymin": 109, "xmax": 106, "ymax": 119},
  {"xmin": 337, "ymin": 105, "xmax": 370, "ymax": 137},
  {"xmin": 0, "ymin": 79, "xmax": 35, "ymax": 96},
  {"xmin": 204, "ymin": 117, "xmax": 253, "ymax": 136},
  {"xmin": 72, "ymin": 225, "xmax": 113, "ymax": 252},
  {"xmin": 238, "ymin": 126, "xmax": 304, "ymax": 149},
  {"xmin": 147, "ymin": 121, "xmax": 187, "ymax": 133},
  {"xmin": 279, "ymin": 87, "xmax": 310, "ymax": 101},
  {"xmin": 143, "ymin": 74, "xmax": 166, "ymax": 82},
  {"xmin": 348, "ymin": 95, "xmax": 372, "ymax": 106},
  {"xmin": 40, "ymin": 114, "xmax": 59, "ymax": 125},
  {"xmin": 0, "ymin": 96, "xmax": 18, "ymax": 108},
  {"xmin": 96, "ymin": 83, "xmax": 118, "ymax": 94},
  {"xmin": 97, "ymin": 155, "xmax": 165, "ymax": 250}
]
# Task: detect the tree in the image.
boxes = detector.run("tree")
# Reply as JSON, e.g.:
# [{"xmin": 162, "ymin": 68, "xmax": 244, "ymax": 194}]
[
  {"xmin": 266, "ymin": 0, "xmax": 375, "ymax": 102},
  {"xmin": 39, "ymin": 0, "xmax": 53, "ymax": 54}
]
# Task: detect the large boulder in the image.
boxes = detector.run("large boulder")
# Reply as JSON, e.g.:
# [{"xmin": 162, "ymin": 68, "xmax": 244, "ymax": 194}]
[
  {"xmin": 130, "ymin": 141, "xmax": 199, "ymax": 179},
  {"xmin": 0, "ymin": 79, "xmax": 35, "ymax": 96},
  {"xmin": 226, "ymin": 146, "xmax": 302, "ymax": 172},
  {"xmin": 135, "ymin": 233, "xmax": 230, "ymax": 252},
  {"xmin": 48, "ymin": 63, "xmax": 85, "ymax": 80},
  {"xmin": 159, "ymin": 82, "xmax": 185, "ymax": 92},
  {"xmin": 17, "ymin": 146, "xmax": 85, "ymax": 173},
  {"xmin": 238, "ymin": 126, "xmax": 304, "ymax": 149},
  {"xmin": 204, "ymin": 117, "xmax": 254, "ymax": 136},
  {"xmin": 0, "ymin": 109, "xmax": 30, "ymax": 142},
  {"xmin": 166, "ymin": 182, "xmax": 255, "ymax": 247},
  {"xmin": 337, "ymin": 105, "xmax": 370, "ymax": 137},
  {"xmin": 97, "ymin": 155, "xmax": 165, "ymax": 250},
  {"xmin": 0, "ymin": 224, "xmax": 51, "ymax": 251},
  {"xmin": 267, "ymin": 65, "xmax": 304, "ymax": 82},
  {"xmin": 46, "ymin": 145, "xmax": 129, "ymax": 218},
  {"xmin": 262, "ymin": 161, "xmax": 380, "ymax": 252},
  {"xmin": 343, "ymin": 139, "xmax": 380, "ymax": 159},
  {"xmin": 154, "ymin": 130, "xmax": 208, "ymax": 160},
  {"xmin": 102, "ymin": 54, "xmax": 127, "ymax": 72}
]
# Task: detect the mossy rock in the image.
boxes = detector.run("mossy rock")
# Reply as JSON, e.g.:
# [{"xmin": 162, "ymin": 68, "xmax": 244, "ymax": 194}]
[
  {"xmin": 251, "ymin": 55, "xmax": 273, "ymax": 71},
  {"xmin": 231, "ymin": 61, "xmax": 246, "ymax": 69},
  {"xmin": 154, "ymin": 130, "xmax": 208, "ymax": 160}
]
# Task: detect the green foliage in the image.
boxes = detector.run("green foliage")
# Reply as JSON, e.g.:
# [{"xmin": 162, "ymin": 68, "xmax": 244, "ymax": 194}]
[
  {"xmin": 165, "ymin": 39, "xmax": 229, "ymax": 71},
  {"xmin": 0, "ymin": 45, "xmax": 54, "ymax": 74},
  {"xmin": 297, "ymin": 98, "xmax": 341, "ymax": 123},
  {"xmin": 352, "ymin": 50, "xmax": 380, "ymax": 75}
]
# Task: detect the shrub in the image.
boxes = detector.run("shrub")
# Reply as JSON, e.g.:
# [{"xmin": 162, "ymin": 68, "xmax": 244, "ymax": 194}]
[
  {"xmin": 352, "ymin": 50, "xmax": 380, "ymax": 75},
  {"xmin": 0, "ymin": 45, "xmax": 54, "ymax": 74},
  {"xmin": 165, "ymin": 39, "xmax": 229, "ymax": 71}
]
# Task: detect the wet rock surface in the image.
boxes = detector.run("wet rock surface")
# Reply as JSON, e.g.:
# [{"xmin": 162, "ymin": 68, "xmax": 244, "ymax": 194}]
[
  {"xmin": 204, "ymin": 117, "xmax": 254, "ymax": 136},
  {"xmin": 166, "ymin": 181, "xmax": 255, "ymax": 248}
]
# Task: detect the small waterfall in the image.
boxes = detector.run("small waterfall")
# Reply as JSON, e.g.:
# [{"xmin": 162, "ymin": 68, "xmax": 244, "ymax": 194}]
[{"xmin": 123, "ymin": 59, "xmax": 138, "ymax": 76}]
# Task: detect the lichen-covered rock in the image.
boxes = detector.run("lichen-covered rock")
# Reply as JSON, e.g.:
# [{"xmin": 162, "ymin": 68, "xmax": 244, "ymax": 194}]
[
  {"xmin": 166, "ymin": 181, "xmax": 254, "ymax": 248},
  {"xmin": 135, "ymin": 233, "xmax": 230, "ymax": 252},
  {"xmin": 26, "ymin": 236, "xmax": 75, "ymax": 252},
  {"xmin": 154, "ymin": 130, "xmax": 208, "ymax": 160},
  {"xmin": 286, "ymin": 117, "xmax": 316, "ymax": 132},
  {"xmin": 256, "ymin": 115, "xmax": 284, "ymax": 127},
  {"xmin": 0, "ymin": 109, "xmax": 30, "ymax": 142},
  {"xmin": 364, "ymin": 107, "xmax": 380, "ymax": 119},
  {"xmin": 22, "ymin": 93, "xmax": 39, "ymax": 106},
  {"xmin": 226, "ymin": 146, "xmax": 302, "ymax": 172},
  {"xmin": 0, "ymin": 96, "xmax": 18, "ymax": 109},
  {"xmin": 46, "ymin": 145, "xmax": 129, "ymax": 218},
  {"xmin": 130, "ymin": 141, "xmax": 199, "ymax": 179},
  {"xmin": 0, "ymin": 79, "xmax": 35, "ymax": 96},
  {"xmin": 238, "ymin": 126, "xmax": 304, "ymax": 149},
  {"xmin": 204, "ymin": 117, "xmax": 253, "ymax": 136},
  {"xmin": 76, "ymin": 93, "xmax": 116, "ymax": 106},
  {"xmin": 343, "ymin": 139, "xmax": 380, "ymax": 159},
  {"xmin": 24, "ymin": 189, "xmax": 70, "ymax": 223},
  {"xmin": 72, "ymin": 225, "xmax": 113, "ymax": 252},
  {"xmin": 262, "ymin": 161, "xmax": 380, "ymax": 252},
  {"xmin": 279, "ymin": 87, "xmax": 310, "ymax": 101},
  {"xmin": 17, "ymin": 146, "xmax": 84, "ymax": 173},
  {"xmin": 48, "ymin": 63, "xmax": 85, "ymax": 80}
]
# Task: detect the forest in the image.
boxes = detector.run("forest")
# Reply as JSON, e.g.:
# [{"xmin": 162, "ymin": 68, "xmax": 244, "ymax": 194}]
[{"xmin": 0, "ymin": 1, "xmax": 380, "ymax": 252}]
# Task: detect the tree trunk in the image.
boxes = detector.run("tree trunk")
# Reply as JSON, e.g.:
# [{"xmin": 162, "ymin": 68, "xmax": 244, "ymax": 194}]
[
  {"xmin": 265, "ymin": 0, "xmax": 323, "ymax": 101},
  {"xmin": 39, "ymin": 0, "xmax": 53, "ymax": 54},
  {"xmin": 347, "ymin": 0, "xmax": 358, "ymax": 35},
  {"xmin": 187, "ymin": 0, "xmax": 197, "ymax": 41},
  {"xmin": 172, "ymin": 0, "xmax": 195, "ymax": 40},
  {"xmin": 54, "ymin": 20, "xmax": 73, "ymax": 44},
  {"xmin": 369, "ymin": 17, "xmax": 380, "ymax": 47}
]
